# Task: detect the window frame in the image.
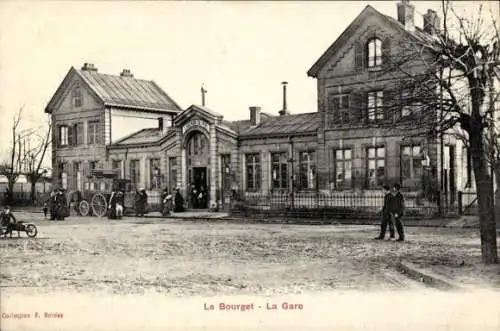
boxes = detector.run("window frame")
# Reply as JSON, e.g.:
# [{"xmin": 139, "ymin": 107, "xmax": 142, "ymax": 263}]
[
  {"xmin": 333, "ymin": 148, "xmax": 353, "ymax": 189},
  {"xmin": 72, "ymin": 84, "xmax": 83, "ymax": 108},
  {"xmin": 270, "ymin": 152, "xmax": 288, "ymax": 190},
  {"xmin": 366, "ymin": 146, "xmax": 386, "ymax": 189},
  {"xmin": 59, "ymin": 125, "xmax": 69, "ymax": 147},
  {"xmin": 149, "ymin": 158, "xmax": 161, "ymax": 190},
  {"xmin": 129, "ymin": 159, "xmax": 141, "ymax": 190},
  {"xmin": 298, "ymin": 150, "xmax": 317, "ymax": 190},
  {"xmin": 245, "ymin": 153, "xmax": 261, "ymax": 192},
  {"xmin": 328, "ymin": 93, "xmax": 350, "ymax": 125},
  {"xmin": 367, "ymin": 38, "xmax": 382, "ymax": 69},
  {"xmin": 87, "ymin": 120, "xmax": 100, "ymax": 145},
  {"xmin": 400, "ymin": 145, "xmax": 424, "ymax": 183},
  {"xmin": 367, "ymin": 91, "xmax": 384, "ymax": 122}
]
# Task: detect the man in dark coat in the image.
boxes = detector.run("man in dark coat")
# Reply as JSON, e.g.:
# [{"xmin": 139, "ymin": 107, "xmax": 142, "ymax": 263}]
[
  {"xmin": 375, "ymin": 185, "xmax": 395, "ymax": 240},
  {"xmin": 388, "ymin": 183, "xmax": 406, "ymax": 241},
  {"xmin": 1, "ymin": 205, "xmax": 18, "ymax": 238},
  {"xmin": 174, "ymin": 188, "xmax": 185, "ymax": 212}
]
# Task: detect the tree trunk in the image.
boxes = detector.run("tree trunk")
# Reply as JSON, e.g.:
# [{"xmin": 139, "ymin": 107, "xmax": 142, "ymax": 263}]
[
  {"xmin": 495, "ymin": 168, "xmax": 500, "ymax": 227},
  {"xmin": 31, "ymin": 180, "xmax": 37, "ymax": 205},
  {"xmin": 469, "ymin": 130, "xmax": 498, "ymax": 264}
]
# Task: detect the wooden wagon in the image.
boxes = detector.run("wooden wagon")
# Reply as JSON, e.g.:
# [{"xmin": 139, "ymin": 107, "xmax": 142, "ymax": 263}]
[{"xmin": 69, "ymin": 169, "xmax": 162, "ymax": 217}]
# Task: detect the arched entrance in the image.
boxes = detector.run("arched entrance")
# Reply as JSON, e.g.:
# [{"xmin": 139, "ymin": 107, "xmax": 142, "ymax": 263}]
[{"xmin": 185, "ymin": 130, "xmax": 209, "ymax": 209}]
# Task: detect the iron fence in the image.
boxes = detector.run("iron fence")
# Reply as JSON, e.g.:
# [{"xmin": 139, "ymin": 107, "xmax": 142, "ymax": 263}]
[{"xmin": 233, "ymin": 190, "xmax": 457, "ymax": 220}]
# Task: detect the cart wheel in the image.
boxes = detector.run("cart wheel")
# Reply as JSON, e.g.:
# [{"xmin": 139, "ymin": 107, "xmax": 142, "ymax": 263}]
[
  {"xmin": 79, "ymin": 200, "xmax": 90, "ymax": 216},
  {"xmin": 26, "ymin": 224, "xmax": 38, "ymax": 238},
  {"xmin": 91, "ymin": 193, "xmax": 108, "ymax": 217}
]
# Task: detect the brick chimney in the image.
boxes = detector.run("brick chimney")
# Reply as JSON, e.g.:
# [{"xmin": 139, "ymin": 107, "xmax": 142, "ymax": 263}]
[
  {"xmin": 249, "ymin": 106, "xmax": 261, "ymax": 126},
  {"xmin": 279, "ymin": 81, "xmax": 290, "ymax": 116},
  {"xmin": 423, "ymin": 9, "xmax": 441, "ymax": 35},
  {"xmin": 397, "ymin": 0, "xmax": 415, "ymax": 31},
  {"xmin": 120, "ymin": 69, "xmax": 133, "ymax": 77},
  {"xmin": 81, "ymin": 63, "xmax": 98, "ymax": 72}
]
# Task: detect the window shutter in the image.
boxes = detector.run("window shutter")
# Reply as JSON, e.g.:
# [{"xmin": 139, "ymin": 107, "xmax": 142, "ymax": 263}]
[
  {"xmin": 383, "ymin": 90, "xmax": 395, "ymax": 123},
  {"xmin": 57, "ymin": 126, "xmax": 61, "ymax": 147},
  {"xmin": 382, "ymin": 38, "xmax": 391, "ymax": 70},
  {"xmin": 68, "ymin": 126, "xmax": 73, "ymax": 146},
  {"xmin": 355, "ymin": 42, "xmax": 364, "ymax": 72},
  {"xmin": 351, "ymin": 92, "xmax": 363, "ymax": 124}
]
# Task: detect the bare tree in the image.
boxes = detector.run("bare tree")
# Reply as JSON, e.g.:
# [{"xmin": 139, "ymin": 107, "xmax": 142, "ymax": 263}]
[
  {"xmin": 383, "ymin": 0, "xmax": 499, "ymax": 263},
  {"xmin": 21, "ymin": 116, "xmax": 52, "ymax": 203},
  {"xmin": 0, "ymin": 108, "xmax": 52, "ymax": 205},
  {"xmin": 0, "ymin": 107, "xmax": 24, "ymax": 203}
]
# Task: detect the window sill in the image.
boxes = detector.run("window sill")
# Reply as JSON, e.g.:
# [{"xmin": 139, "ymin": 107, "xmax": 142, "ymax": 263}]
[{"xmin": 367, "ymin": 66, "xmax": 382, "ymax": 72}]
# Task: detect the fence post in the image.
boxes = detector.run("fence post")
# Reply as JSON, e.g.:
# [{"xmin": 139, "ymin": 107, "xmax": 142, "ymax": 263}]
[{"xmin": 457, "ymin": 191, "xmax": 463, "ymax": 215}]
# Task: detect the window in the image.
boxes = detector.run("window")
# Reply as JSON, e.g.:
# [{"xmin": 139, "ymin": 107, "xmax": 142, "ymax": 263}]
[
  {"xmin": 328, "ymin": 94, "xmax": 350, "ymax": 125},
  {"xmin": 168, "ymin": 157, "xmax": 177, "ymax": 191},
  {"xmin": 366, "ymin": 147, "xmax": 385, "ymax": 188},
  {"xmin": 271, "ymin": 152, "xmax": 288, "ymax": 190},
  {"xmin": 245, "ymin": 153, "xmax": 261, "ymax": 191},
  {"xmin": 334, "ymin": 149, "xmax": 352, "ymax": 189},
  {"xmin": 112, "ymin": 160, "xmax": 122, "ymax": 179},
  {"xmin": 73, "ymin": 162, "xmax": 82, "ymax": 191},
  {"xmin": 401, "ymin": 91, "xmax": 422, "ymax": 118},
  {"xmin": 401, "ymin": 145, "xmax": 423, "ymax": 183},
  {"xmin": 72, "ymin": 85, "xmax": 82, "ymax": 107},
  {"xmin": 73, "ymin": 122, "xmax": 84, "ymax": 145},
  {"xmin": 129, "ymin": 160, "xmax": 140, "ymax": 190},
  {"xmin": 367, "ymin": 38, "xmax": 382, "ymax": 68},
  {"xmin": 59, "ymin": 125, "xmax": 69, "ymax": 146},
  {"xmin": 88, "ymin": 121, "xmax": 100, "ymax": 145},
  {"xmin": 367, "ymin": 91, "xmax": 384, "ymax": 122},
  {"xmin": 149, "ymin": 158, "xmax": 161, "ymax": 190},
  {"xmin": 187, "ymin": 132, "xmax": 208, "ymax": 156},
  {"xmin": 299, "ymin": 151, "xmax": 316, "ymax": 190},
  {"xmin": 221, "ymin": 154, "xmax": 232, "ymax": 192},
  {"xmin": 89, "ymin": 161, "xmax": 97, "ymax": 190}
]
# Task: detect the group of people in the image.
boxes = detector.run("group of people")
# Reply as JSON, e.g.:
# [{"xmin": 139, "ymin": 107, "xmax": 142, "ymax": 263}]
[
  {"xmin": 188, "ymin": 184, "xmax": 208, "ymax": 209},
  {"xmin": 375, "ymin": 183, "xmax": 406, "ymax": 242},
  {"xmin": 43, "ymin": 187, "xmax": 68, "ymax": 221},
  {"xmin": 160, "ymin": 187, "xmax": 186, "ymax": 216}
]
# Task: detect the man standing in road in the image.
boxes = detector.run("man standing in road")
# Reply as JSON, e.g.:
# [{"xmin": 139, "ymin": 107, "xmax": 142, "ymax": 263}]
[
  {"xmin": 388, "ymin": 183, "xmax": 405, "ymax": 242},
  {"xmin": 375, "ymin": 185, "xmax": 395, "ymax": 240}
]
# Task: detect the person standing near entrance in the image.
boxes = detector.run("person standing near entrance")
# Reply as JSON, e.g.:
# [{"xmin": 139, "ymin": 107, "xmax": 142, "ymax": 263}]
[
  {"xmin": 388, "ymin": 183, "xmax": 405, "ymax": 242},
  {"xmin": 375, "ymin": 185, "xmax": 395, "ymax": 240}
]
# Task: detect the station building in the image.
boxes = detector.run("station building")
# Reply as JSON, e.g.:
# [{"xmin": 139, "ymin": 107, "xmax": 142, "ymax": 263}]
[{"xmin": 45, "ymin": 1, "xmax": 473, "ymax": 209}]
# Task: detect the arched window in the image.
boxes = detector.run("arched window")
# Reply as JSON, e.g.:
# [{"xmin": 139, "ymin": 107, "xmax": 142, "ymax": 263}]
[
  {"xmin": 367, "ymin": 38, "xmax": 382, "ymax": 68},
  {"xmin": 187, "ymin": 132, "xmax": 208, "ymax": 156}
]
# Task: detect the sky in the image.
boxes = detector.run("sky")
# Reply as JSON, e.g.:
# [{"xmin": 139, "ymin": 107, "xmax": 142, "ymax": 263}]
[{"xmin": 0, "ymin": 0, "xmax": 497, "ymax": 168}]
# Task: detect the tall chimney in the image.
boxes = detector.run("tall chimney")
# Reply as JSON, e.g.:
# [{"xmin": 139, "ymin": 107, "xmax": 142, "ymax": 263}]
[
  {"xmin": 81, "ymin": 63, "xmax": 98, "ymax": 72},
  {"xmin": 397, "ymin": 0, "xmax": 415, "ymax": 31},
  {"xmin": 120, "ymin": 69, "xmax": 134, "ymax": 77},
  {"xmin": 249, "ymin": 106, "xmax": 261, "ymax": 126},
  {"xmin": 423, "ymin": 9, "xmax": 441, "ymax": 35},
  {"xmin": 279, "ymin": 81, "xmax": 289, "ymax": 116}
]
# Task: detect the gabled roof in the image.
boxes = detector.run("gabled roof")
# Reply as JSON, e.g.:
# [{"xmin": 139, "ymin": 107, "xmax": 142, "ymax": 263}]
[
  {"xmin": 239, "ymin": 112, "xmax": 318, "ymax": 137},
  {"xmin": 307, "ymin": 5, "xmax": 434, "ymax": 78},
  {"xmin": 45, "ymin": 66, "xmax": 183, "ymax": 113}
]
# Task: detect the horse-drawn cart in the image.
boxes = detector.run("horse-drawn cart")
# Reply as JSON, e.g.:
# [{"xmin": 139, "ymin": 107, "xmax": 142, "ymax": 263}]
[{"xmin": 70, "ymin": 170, "xmax": 162, "ymax": 217}]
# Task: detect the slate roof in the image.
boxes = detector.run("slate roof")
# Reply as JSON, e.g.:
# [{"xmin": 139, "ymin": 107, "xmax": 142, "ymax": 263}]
[
  {"xmin": 239, "ymin": 112, "xmax": 318, "ymax": 137},
  {"xmin": 112, "ymin": 128, "xmax": 165, "ymax": 146},
  {"xmin": 77, "ymin": 69, "xmax": 182, "ymax": 112}
]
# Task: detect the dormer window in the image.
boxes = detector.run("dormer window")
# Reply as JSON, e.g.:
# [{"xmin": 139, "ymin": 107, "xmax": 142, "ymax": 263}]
[
  {"xmin": 367, "ymin": 38, "xmax": 382, "ymax": 68},
  {"xmin": 72, "ymin": 84, "xmax": 82, "ymax": 107}
]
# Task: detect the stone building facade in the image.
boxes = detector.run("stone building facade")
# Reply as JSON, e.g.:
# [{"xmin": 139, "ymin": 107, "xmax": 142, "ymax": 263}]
[{"xmin": 45, "ymin": 1, "xmax": 472, "ymax": 210}]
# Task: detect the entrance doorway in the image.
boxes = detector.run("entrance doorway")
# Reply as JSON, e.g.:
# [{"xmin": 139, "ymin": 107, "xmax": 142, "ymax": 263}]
[
  {"xmin": 186, "ymin": 130, "xmax": 210, "ymax": 209},
  {"xmin": 191, "ymin": 167, "xmax": 208, "ymax": 209}
]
